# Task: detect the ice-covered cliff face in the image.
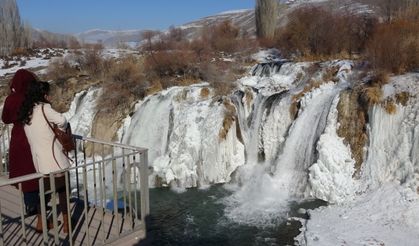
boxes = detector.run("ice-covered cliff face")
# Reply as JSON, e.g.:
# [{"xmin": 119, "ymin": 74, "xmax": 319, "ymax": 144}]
[
  {"xmin": 122, "ymin": 85, "xmax": 245, "ymax": 188},
  {"xmin": 361, "ymin": 74, "xmax": 419, "ymax": 191}
]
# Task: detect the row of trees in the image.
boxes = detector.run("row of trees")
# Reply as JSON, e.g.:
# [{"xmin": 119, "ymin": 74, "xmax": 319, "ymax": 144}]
[{"xmin": 0, "ymin": 0, "xmax": 31, "ymax": 56}]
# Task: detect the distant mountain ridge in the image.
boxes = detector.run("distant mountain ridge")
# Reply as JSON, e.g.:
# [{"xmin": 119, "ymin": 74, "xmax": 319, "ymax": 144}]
[
  {"xmin": 74, "ymin": 0, "xmax": 376, "ymax": 48},
  {"xmin": 74, "ymin": 9, "xmax": 256, "ymax": 48},
  {"xmin": 76, "ymin": 29, "xmax": 145, "ymax": 47}
]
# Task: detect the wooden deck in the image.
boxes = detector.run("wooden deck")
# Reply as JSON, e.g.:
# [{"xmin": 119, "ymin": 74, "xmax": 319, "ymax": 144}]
[{"xmin": 0, "ymin": 183, "xmax": 145, "ymax": 246}]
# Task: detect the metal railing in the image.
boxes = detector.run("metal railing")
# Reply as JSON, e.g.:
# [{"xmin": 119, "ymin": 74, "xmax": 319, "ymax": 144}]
[
  {"xmin": 0, "ymin": 124, "xmax": 149, "ymax": 245},
  {"xmin": 0, "ymin": 124, "xmax": 10, "ymax": 175}
]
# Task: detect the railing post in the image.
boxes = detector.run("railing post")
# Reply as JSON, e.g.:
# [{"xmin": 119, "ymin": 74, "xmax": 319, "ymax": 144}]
[
  {"xmin": 139, "ymin": 150, "xmax": 149, "ymax": 223},
  {"xmin": 74, "ymin": 137, "xmax": 80, "ymax": 199},
  {"xmin": 82, "ymin": 140, "xmax": 91, "ymax": 246},
  {"xmin": 133, "ymin": 153, "xmax": 139, "ymax": 222},
  {"xmin": 0, "ymin": 136, "xmax": 3, "ymax": 175},
  {"xmin": 18, "ymin": 183, "xmax": 27, "ymax": 245},
  {"xmin": 92, "ymin": 143, "xmax": 98, "ymax": 207},
  {"xmin": 64, "ymin": 171, "xmax": 74, "ymax": 246},
  {"xmin": 39, "ymin": 176, "xmax": 49, "ymax": 245},
  {"xmin": 126, "ymin": 152, "xmax": 133, "ymax": 229},
  {"xmin": 112, "ymin": 147, "xmax": 120, "ymax": 237},
  {"xmin": 49, "ymin": 173, "xmax": 59, "ymax": 245},
  {"xmin": 122, "ymin": 149, "xmax": 127, "ymax": 218},
  {"xmin": 0, "ymin": 199, "xmax": 3, "ymax": 246}
]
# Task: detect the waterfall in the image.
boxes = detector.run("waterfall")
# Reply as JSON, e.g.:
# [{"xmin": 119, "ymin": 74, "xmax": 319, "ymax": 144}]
[
  {"xmin": 251, "ymin": 61, "xmax": 285, "ymax": 77},
  {"xmin": 224, "ymin": 83, "xmax": 341, "ymax": 226},
  {"xmin": 64, "ymin": 87, "xmax": 101, "ymax": 137},
  {"xmin": 122, "ymin": 85, "xmax": 245, "ymax": 188}
]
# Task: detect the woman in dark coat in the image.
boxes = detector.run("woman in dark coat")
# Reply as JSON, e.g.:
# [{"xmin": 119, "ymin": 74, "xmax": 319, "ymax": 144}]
[{"xmin": 2, "ymin": 69, "xmax": 39, "ymax": 212}]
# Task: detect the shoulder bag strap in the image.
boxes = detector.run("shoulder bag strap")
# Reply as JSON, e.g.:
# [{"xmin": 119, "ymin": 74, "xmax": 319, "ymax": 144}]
[{"xmin": 41, "ymin": 104, "xmax": 63, "ymax": 169}]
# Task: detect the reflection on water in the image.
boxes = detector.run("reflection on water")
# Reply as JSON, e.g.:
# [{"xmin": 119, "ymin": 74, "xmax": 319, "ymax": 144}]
[{"xmin": 138, "ymin": 185, "xmax": 326, "ymax": 246}]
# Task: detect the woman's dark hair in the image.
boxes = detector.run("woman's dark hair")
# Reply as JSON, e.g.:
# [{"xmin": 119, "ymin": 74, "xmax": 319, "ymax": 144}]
[{"xmin": 18, "ymin": 81, "xmax": 50, "ymax": 124}]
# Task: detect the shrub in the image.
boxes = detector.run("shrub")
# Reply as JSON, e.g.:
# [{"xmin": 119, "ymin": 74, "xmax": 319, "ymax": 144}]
[
  {"xmin": 199, "ymin": 62, "xmax": 236, "ymax": 96},
  {"xmin": 11, "ymin": 47, "xmax": 30, "ymax": 57},
  {"xmin": 204, "ymin": 21, "xmax": 240, "ymax": 54},
  {"xmin": 47, "ymin": 57, "xmax": 79, "ymax": 83},
  {"xmin": 98, "ymin": 56, "xmax": 148, "ymax": 112},
  {"xmin": 77, "ymin": 43, "xmax": 105, "ymax": 77},
  {"xmin": 366, "ymin": 19, "xmax": 419, "ymax": 73},
  {"xmin": 144, "ymin": 50, "xmax": 200, "ymax": 85},
  {"xmin": 276, "ymin": 6, "xmax": 377, "ymax": 59}
]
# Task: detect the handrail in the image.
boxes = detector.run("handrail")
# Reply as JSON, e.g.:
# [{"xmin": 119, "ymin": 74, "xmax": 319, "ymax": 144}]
[
  {"xmin": 0, "ymin": 173, "xmax": 44, "ymax": 187},
  {"xmin": 73, "ymin": 134, "xmax": 148, "ymax": 152}
]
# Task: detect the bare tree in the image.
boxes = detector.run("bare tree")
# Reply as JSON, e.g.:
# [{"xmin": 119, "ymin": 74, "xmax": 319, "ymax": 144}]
[
  {"xmin": 255, "ymin": 0, "xmax": 279, "ymax": 39},
  {"xmin": 0, "ymin": 0, "xmax": 31, "ymax": 56},
  {"xmin": 141, "ymin": 30, "xmax": 159, "ymax": 52}
]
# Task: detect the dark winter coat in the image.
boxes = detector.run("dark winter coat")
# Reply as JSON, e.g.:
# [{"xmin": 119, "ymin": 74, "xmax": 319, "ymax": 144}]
[{"xmin": 2, "ymin": 69, "xmax": 38, "ymax": 192}]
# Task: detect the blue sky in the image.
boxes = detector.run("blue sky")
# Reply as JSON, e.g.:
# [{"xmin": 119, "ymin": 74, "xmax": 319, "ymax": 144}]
[{"xmin": 17, "ymin": 0, "xmax": 255, "ymax": 34}]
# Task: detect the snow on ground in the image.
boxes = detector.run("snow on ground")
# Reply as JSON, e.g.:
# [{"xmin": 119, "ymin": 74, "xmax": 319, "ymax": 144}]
[
  {"xmin": 217, "ymin": 9, "xmax": 252, "ymax": 15},
  {"xmin": 102, "ymin": 48, "xmax": 138, "ymax": 59},
  {"xmin": 0, "ymin": 57, "xmax": 50, "ymax": 77},
  {"xmin": 296, "ymin": 183, "xmax": 419, "ymax": 246},
  {"xmin": 0, "ymin": 49, "xmax": 68, "ymax": 77}
]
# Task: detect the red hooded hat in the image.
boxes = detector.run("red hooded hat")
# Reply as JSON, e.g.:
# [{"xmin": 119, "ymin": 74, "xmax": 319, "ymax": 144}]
[{"xmin": 2, "ymin": 69, "xmax": 37, "ymax": 123}]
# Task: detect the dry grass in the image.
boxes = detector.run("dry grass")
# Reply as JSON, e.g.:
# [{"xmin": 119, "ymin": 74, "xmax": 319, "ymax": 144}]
[
  {"xmin": 289, "ymin": 101, "xmax": 300, "ymax": 120},
  {"xmin": 395, "ymin": 92, "xmax": 410, "ymax": 106},
  {"xmin": 322, "ymin": 66, "xmax": 339, "ymax": 82},
  {"xmin": 200, "ymin": 87, "xmax": 210, "ymax": 99},
  {"xmin": 369, "ymin": 71, "xmax": 390, "ymax": 86},
  {"xmin": 146, "ymin": 81, "xmax": 163, "ymax": 96},
  {"xmin": 219, "ymin": 99, "xmax": 237, "ymax": 141},
  {"xmin": 382, "ymin": 98, "xmax": 397, "ymax": 114},
  {"xmin": 336, "ymin": 90, "xmax": 368, "ymax": 176},
  {"xmin": 361, "ymin": 86, "xmax": 383, "ymax": 106},
  {"xmin": 244, "ymin": 88, "xmax": 253, "ymax": 108}
]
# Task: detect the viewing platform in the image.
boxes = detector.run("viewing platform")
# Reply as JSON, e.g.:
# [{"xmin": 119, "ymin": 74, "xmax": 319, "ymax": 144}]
[{"xmin": 0, "ymin": 125, "xmax": 149, "ymax": 245}]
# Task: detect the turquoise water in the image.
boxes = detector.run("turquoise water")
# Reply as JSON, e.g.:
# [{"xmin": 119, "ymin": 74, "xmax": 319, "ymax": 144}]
[{"xmin": 141, "ymin": 185, "xmax": 326, "ymax": 246}]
